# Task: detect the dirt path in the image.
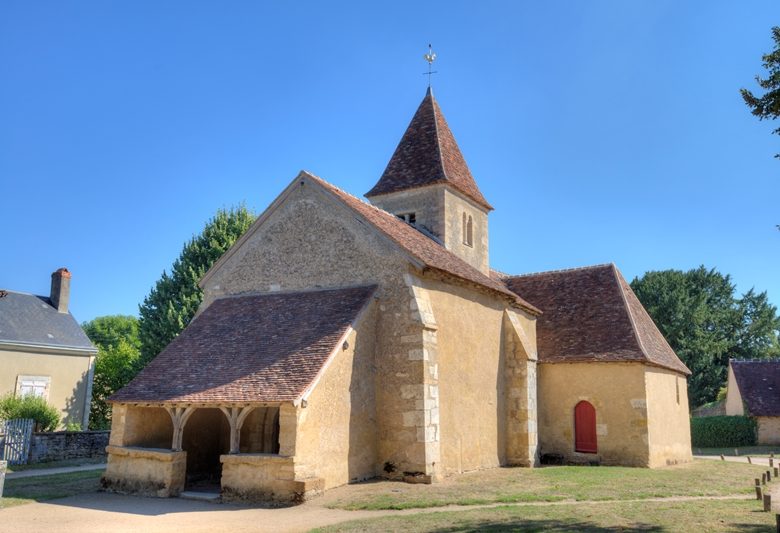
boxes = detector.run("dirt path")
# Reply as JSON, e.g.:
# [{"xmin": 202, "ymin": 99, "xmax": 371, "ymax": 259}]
[
  {"xmin": 0, "ymin": 492, "xmax": 755, "ymax": 533},
  {"xmin": 5, "ymin": 464, "xmax": 107, "ymax": 480}
]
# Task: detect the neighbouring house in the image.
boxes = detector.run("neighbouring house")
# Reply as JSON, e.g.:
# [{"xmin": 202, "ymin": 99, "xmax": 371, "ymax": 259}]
[
  {"xmin": 103, "ymin": 87, "xmax": 692, "ymax": 503},
  {"xmin": 0, "ymin": 268, "xmax": 98, "ymax": 429},
  {"xmin": 725, "ymin": 359, "xmax": 780, "ymax": 444}
]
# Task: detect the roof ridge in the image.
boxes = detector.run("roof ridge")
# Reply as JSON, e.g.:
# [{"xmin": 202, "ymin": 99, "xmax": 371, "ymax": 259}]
[
  {"xmin": 430, "ymin": 92, "xmax": 447, "ymax": 183},
  {"xmin": 504, "ymin": 263, "xmax": 615, "ymax": 279},
  {"xmin": 610, "ymin": 264, "xmax": 649, "ymax": 362}
]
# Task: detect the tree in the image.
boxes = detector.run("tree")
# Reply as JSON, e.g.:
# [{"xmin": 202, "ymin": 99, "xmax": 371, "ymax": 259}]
[
  {"xmin": 741, "ymin": 26, "xmax": 780, "ymax": 159},
  {"xmin": 82, "ymin": 315, "xmax": 141, "ymax": 429},
  {"xmin": 138, "ymin": 205, "xmax": 256, "ymax": 367},
  {"xmin": 631, "ymin": 266, "xmax": 780, "ymax": 408}
]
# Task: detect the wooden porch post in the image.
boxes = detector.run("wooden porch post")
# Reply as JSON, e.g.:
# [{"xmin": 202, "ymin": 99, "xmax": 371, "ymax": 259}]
[
  {"xmin": 165, "ymin": 406, "xmax": 196, "ymax": 451},
  {"xmin": 219, "ymin": 406, "xmax": 255, "ymax": 454}
]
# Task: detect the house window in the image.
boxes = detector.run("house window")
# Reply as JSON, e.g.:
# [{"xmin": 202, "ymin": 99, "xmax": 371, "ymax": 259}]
[
  {"xmin": 396, "ymin": 212, "xmax": 416, "ymax": 225},
  {"xmin": 16, "ymin": 376, "xmax": 51, "ymax": 399},
  {"xmin": 574, "ymin": 400, "xmax": 597, "ymax": 453},
  {"xmin": 462, "ymin": 213, "xmax": 473, "ymax": 247}
]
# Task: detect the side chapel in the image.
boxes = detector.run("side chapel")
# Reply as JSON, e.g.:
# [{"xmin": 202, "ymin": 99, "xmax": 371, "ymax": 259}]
[{"xmin": 103, "ymin": 87, "xmax": 693, "ymax": 502}]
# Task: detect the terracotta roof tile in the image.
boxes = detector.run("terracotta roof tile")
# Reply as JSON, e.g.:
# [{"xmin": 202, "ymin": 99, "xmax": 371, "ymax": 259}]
[
  {"xmin": 110, "ymin": 286, "xmax": 376, "ymax": 404},
  {"xmin": 502, "ymin": 264, "xmax": 690, "ymax": 375},
  {"xmin": 306, "ymin": 173, "xmax": 539, "ymax": 315},
  {"xmin": 366, "ymin": 88, "xmax": 492, "ymax": 211},
  {"xmin": 731, "ymin": 360, "xmax": 780, "ymax": 416}
]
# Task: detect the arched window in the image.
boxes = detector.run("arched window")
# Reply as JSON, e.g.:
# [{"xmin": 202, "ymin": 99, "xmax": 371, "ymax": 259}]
[
  {"xmin": 574, "ymin": 401, "xmax": 597, "ymax": 453},
  {"xmin": 463, "ymin": 213, "xmax": 473, "ymax": 246}
]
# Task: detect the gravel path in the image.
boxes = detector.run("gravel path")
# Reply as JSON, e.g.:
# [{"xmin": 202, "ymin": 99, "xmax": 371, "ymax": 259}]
[{"xmin": 5, "ymin": 464, "xmax": 107, "ymax": 480}]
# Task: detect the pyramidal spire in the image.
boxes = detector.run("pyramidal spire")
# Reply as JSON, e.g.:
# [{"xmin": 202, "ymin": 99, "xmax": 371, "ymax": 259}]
[{"xmin": 366, "ymin": 89, "xmax": 492, "ymax": 211}]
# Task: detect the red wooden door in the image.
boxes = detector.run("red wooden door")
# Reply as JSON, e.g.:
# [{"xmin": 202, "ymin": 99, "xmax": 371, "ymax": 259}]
[{"xmin": 574, "ymin": 401, "xmax": 597, "ymax": 453}]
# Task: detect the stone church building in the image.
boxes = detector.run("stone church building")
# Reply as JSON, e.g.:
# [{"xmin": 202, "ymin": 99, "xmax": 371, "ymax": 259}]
[{"xmin": 103, "ymin": 88, "xmax": 692, "ymax": 502}]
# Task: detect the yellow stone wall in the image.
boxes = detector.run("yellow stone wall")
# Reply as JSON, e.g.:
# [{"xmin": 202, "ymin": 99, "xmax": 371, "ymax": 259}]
[
  {"xmin": 645, "ymin": 368, "xmax": 693, "ymax": 467},
  {"xmin": 293, "ymin": 301, "xmax": 379, "ymax": 489},
  {"xmin": 724, "ymin": 365, "xmax": 745, "ymax": 416},
  {"xmin": 442, "ymin": 188, "xmax": 489, "ymax": 274},
  {"xmin": 0, "ymin": 348, "xmax": 93, "ymax": 428},
  {"xmin": 423, "ymin": 276, "xmax": 537, "ymax": 475},
  {"xmin": 102, "ymin": 445, "xmax": 186, "ymax": 497},
  {"xmin": 109, "ymin": 405, "xmax": 173, "ymax": 449},
  {"xmin": 538, "ymin": 362, "xmax": 650, "ymax": 466},
  {"xmin": 757, "ymin": 417, "xmax": 780, "ymax": 445}
]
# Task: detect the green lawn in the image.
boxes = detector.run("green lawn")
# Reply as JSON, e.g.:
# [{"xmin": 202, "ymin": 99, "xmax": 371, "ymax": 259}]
[
  {"xmin": 0, "ymin": 470, "xmax": 104, "ymax": 509},
  {"xmin": 314, "ymin": 499, "xmax": 776, "ymax": 532},
  {"xmin": 322, "ymin": 460, "xmax": 769, "ymax": 511}
]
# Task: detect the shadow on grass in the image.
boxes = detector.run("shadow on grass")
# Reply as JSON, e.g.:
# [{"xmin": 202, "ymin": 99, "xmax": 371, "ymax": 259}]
[{"xmin": 427, "ymin": 518, "xmax": 773, "ymax": 532}]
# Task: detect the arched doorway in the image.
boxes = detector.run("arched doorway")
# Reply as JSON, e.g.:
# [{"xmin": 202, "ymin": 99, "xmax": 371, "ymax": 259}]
[
  {"xmin": 574, "ymin": 401, "xmax": 597, "ymax": 454},
  {"xmin": 181, "ymin": 408, "xmax": 230, "ymax": 491}
]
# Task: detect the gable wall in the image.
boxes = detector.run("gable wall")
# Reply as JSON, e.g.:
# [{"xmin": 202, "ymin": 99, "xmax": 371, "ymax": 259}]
[
  {"xmin": 537, "ymin": 362, "xmax": 650, "ymax": 466},
  {"xmin": 644, "ymin": 368, "xmax": 692, "ymax": 467},
  {"xmin": 422, "ymin": 276, "xmax": 536, "ymax": 475},
  {"xmin": 724, "ymin": 365, "xmax": 745, "ymax": 416}
]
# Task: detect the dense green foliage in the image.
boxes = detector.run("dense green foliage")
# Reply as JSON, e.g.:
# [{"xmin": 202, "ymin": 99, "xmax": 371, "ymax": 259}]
[
  {"xmin": 690, "ymin": 416, "xmax": 757, "ymax": 448},
  {"xmin": 0, "ymin": 394, "xmax": 60, "ymax": 431},
  {"xmin": 741, "ymin": 26, "xmax": 780, "ymax": 159},
  {"xmin": 138, "ymin": 205, "xmax": 256, "ymax": 367},
  {"xmin": 82, "ymin": 315, "xmax": 141, "ymax": 429},
  {"xmin": 631, "ymin": 267, "xmax": 780, "ymax": 407}
]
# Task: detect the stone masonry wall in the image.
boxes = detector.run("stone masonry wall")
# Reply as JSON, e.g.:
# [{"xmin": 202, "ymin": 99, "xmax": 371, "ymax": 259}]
[{"xmin": 28, "ymin": 431, "xmax": 109, "ymax": 463}]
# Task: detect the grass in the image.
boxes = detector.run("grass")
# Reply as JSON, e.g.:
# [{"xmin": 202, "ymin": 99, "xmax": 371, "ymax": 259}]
[
  {"xmin": 0, "ymin": 469, "xmax": 104, "ymax": 509},
  {"xmin": 695, "ymin": 446, "xmax": 780, "ymax": 458},
  {"xmin": 321, "ymin": 460, "xmax": 769, "ymax": 511},
  {"xmin": 313, "ymin": 498, "xmax": 776, "ymax": 532},
  {"xmin": 6, "ymin": 456, "xmax": 106, "ymax": 473}
]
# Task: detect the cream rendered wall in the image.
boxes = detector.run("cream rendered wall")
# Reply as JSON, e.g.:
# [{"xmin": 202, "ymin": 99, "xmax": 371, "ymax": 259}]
[
  {"xmin": 538, "ymin": 362, "xmax": 650, "ymax": 466},
  {"xmin": 294, "ymin": 302, "xmax": 378, "ymax": 489},
  {"xmin": 423, "ymin": 277, "xmax": 536, "ymax": 475},
  {"xmin": 0, "ymin": 348, "xmax": 92, "ymax": 428},
  {"xmin": 724, "ymin": 365, "xmax": 745, "ymax": 416},
  {"xmin": 644, "ymin": 368, "xmax": 693, "ymax": 467},
  {"xmin": 757, "ymin": 417, "xmax": 780, "ymax": 445}
]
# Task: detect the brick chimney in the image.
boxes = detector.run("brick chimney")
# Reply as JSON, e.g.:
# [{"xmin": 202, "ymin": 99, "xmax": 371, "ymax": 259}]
[{"xmin": 50, "ymin": 268, "xmax": 71, "ymax": 313}]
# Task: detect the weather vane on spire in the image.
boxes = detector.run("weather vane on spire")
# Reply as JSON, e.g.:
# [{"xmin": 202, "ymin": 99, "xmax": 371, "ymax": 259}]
[{"xmin": 423, "ymin": 44, "xmax": 437, "ymax": 87}]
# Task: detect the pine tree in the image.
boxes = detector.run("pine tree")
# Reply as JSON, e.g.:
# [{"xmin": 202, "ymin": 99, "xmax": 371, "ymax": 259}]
[
  {"xmin": 137, "ymin": 205, "xmax": 256, "ymax": 367},
  {"xmin": 741, "ymin": 26, "xmax": 780, "ymax": 158}
]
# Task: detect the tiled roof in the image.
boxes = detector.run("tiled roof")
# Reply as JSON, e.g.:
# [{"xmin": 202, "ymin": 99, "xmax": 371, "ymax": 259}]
[
  {"xmin": 110, "ymin": 286, "xmax": 376, "ymax": 404},
  {"xmin": 731, "ymin": 360, "xmax": 780, "ymax": 416},
  {"xmin": 366, "ymin": 88, "xmax": 492, "ymax": 211},
  {"xmin": 502, "ymin": 264, "xmax": 690, "ymax": 375},
  {"xmin": 307, "ymin": 172, "xmax": 540, "ymax": 315},
  {"xmin": 0, "ymin": 290, "xmax": 96, "ymax": 352}
]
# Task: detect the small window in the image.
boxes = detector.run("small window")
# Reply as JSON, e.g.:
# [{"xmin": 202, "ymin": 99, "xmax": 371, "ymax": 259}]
[
  {"xmin": 676, "ymin": 378, "xmax": 680, "ymax": 405},
  {"xmin": 16, "ymin": 376, "xmax": 51, "ymax": 399},
  {"xmin": 463, "ymin": 213, "xmax": 474, "ymax": 247},
  {"xmin": 396, "ymin": 212, "xmax": 416, "ymax": 225}
]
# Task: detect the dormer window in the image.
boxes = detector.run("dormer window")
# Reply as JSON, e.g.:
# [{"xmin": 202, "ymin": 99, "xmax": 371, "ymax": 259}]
[
  {"xmin": 397, "ymin": 212, "xmax": 416, "ymax": 225},
  {"xmin": 462, "ymin": 213, "xmax": 473, "ymax": 247}
]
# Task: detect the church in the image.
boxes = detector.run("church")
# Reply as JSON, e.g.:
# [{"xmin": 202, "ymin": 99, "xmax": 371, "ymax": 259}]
[{"xmin": 102, "ymin": 87, "xmax": 693, "ymax": 503}]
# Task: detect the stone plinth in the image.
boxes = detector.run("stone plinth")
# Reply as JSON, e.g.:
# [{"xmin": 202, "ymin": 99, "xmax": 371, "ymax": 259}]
[
  {"xmin": 220, "ymin": 453, "xmax": 324, "ymax": 504},
  {"xmin": 101, "ymin": 445, "xmax": 186, "ymax": 497}
]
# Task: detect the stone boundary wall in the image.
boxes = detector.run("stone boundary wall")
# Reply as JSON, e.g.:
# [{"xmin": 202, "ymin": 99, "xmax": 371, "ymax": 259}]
[{"xmin": 27, "ymin": 430, "xmax": 110, "ymax": 463}]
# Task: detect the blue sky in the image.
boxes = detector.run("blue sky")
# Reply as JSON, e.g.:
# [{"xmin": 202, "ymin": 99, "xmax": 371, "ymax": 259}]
[{"xmin": 1, "ymin": 1, "xmax": 778, "ymax": 323}]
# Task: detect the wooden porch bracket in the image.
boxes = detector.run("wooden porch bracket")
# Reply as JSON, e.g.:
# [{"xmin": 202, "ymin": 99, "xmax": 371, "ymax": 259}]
[
  {"xmin": 219, "ymin": 406, "xmax": 255, "ymax": 453},
  {"xmin": 165, "ymin": 406, "xmax": 196, "ymax": 451}
]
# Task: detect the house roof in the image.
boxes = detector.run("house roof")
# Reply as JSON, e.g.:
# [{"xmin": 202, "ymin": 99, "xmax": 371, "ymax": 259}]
[
  {"xmin": 0, "ymin": 290, "xmax": 96, "ymax": 353},
  {"xmin": 306, "ymin": 172, "xmax": 540, "ymax": 316},
  {"xmin": 366, "ymin": 88, "xmax": 492, "ymax": 211},
  {"xmin": 110, "ymin": 285, "xmax": 376, "ymax": 404},
  {"xmin": 731, "ymin": 360, "xmax": 780, "ymax": 416},
  {"xmin": 502, "ymin": 264, "xmax": 690, "ymax": 375}
]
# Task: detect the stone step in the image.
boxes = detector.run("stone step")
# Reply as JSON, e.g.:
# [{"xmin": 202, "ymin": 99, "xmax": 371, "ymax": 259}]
[{"xmin": 179, "ymin": 491, "xmax": 221, "ymax": 502}]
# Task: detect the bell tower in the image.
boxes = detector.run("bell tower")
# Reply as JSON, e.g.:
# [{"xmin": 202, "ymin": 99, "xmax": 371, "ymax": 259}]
[{"xmin": 366, "ymin": 87, "xmax": 492, "ymax": 274}]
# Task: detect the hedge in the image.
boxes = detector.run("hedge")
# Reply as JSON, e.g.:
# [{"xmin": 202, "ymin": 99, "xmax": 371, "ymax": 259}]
[
  {"xmin": 690, "ymin": 415, "xmax": 757, "ymax": 447},
  {"xmin": 0, "ymin": 394, "xmax": 60, "ymax": 432}
]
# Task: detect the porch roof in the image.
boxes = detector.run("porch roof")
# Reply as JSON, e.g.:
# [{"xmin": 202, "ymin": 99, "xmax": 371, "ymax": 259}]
[{"xmin": 110, "ymin": 285, "xmax": 376, "ymax": 404}]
